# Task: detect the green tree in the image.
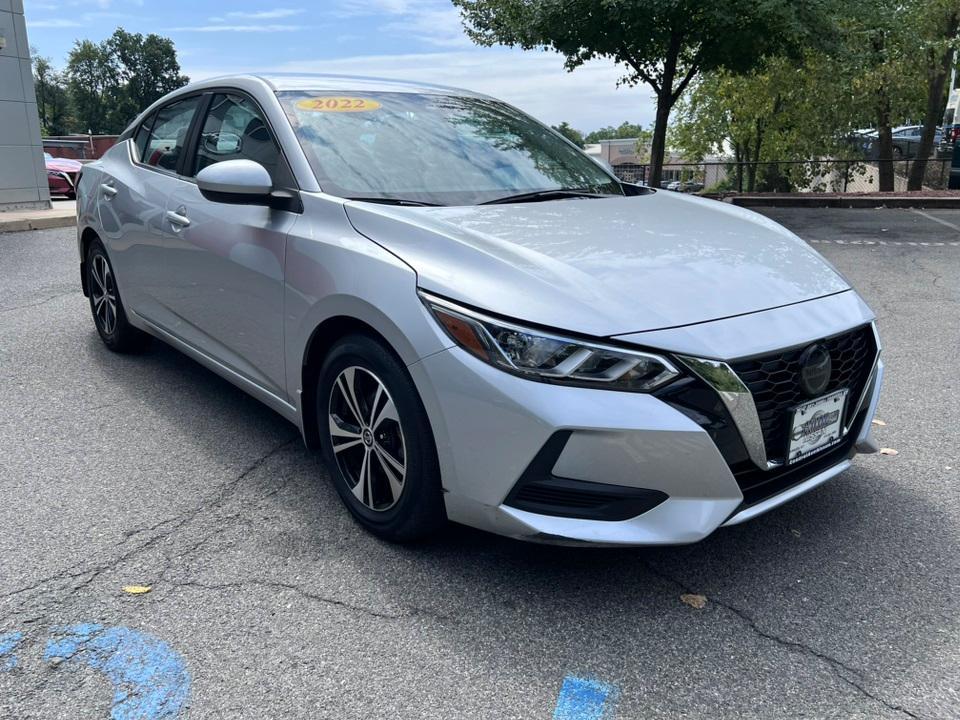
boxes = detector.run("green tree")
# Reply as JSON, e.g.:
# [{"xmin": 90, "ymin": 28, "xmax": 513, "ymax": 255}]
[
  {"xmin": 32, "ymin": 54, "xmax": 72, "ymax": 136},
  {"xmin": 65, "ymin": 39, "xmax": 117, "ymax": 134},
  {"xmin": 906, "ymin": 0, "xmax": 960, "ymax": 190},
  {"xmin": 671, "ymin": 54, "xmax": 864, "ymax": 191},
  {"xmin": 453, "ymin": 0, "xmax": 835, "ymax": 187},
  {"xmin": 65, "ymin": 28, "xmax": 188, "ymax": 134},
  {"xmin": 846, "ymin": 1, "xmax": 928, "ymax": 190},
  {"xmin": 551, "ymin": 121, "xmax": 584, "ymax": 147},
  {"xmin": 584, "ymin": 121, "xmax": 648, "ymax": 143},
  {"xmin": 108, "ymin": 28, "xmax": 189, "ymax": 129}
]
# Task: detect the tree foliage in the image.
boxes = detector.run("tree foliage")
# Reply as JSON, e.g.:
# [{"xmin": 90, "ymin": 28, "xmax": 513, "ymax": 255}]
[
  {"xmin": 64, "ymin": 28, "xmax": 187, "ymax": 134},
  {"xmin": 670, "ymin": 0, "xmax": 954, "ymax": 192},
  {"xmin": 905, "ymin": 0, "xmax": 960, "ymax": 189},
  {"xmin": 584, "ymin": 122, "xmax": 650, "ymax": 144},
  {"xmin": 551, "ymin": 121, "xmax": 584, "ymax": 147},
  {"xmin": 453, "ymin": 0, "xmax": 835, "ymax": 186},
  {"xmin": 32, "ymin": 54, "xmax": 72, "ymax": 136}
]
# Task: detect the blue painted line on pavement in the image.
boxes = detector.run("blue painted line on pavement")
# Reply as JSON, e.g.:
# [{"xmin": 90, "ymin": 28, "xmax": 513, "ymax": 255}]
[
  {"xmin": 0, "ymin": 631, "xmax": 24, "ymax": 671},
  {"xmin": 44, "ymin": 623, "xmax": 190, "ymax": 719},
  {"xmin": 552, "ymin": 675, "xmax": 617, "ymax": 720}
]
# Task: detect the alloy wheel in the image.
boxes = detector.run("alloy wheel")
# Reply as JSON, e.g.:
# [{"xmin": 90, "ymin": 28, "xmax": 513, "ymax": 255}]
[
  {"xmin": 90, "ymin": 254, "xmax": 118, "ymax": 335},
  {"xmin": 328, "ymin": 366, "xmax": 407, "ymax": 512}
]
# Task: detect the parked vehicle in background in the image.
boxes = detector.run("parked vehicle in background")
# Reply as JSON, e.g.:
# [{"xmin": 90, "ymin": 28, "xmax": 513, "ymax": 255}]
[
  {"xmin": 846, "ymin": 130, "xmax": 877, "ymax": 159},
  {"xmin": 940, "ymin": 76, "xmax": 959, "ymax": 154},
  {"xmin": 45, "ymin": 152, "xmax": 82, "ymax": 199},
  {"xmin": 680, "ymin": 181, "xmax": 704, "ymax": 193},
  {"xmin": 891, "ymin": 125, "xmax": 942, "ymax": 158},
  {"xmin": 665, "ymin": 180, "xmax": 682, "ymax": 191},
  {"xmin": 75, "ymin": 73, "xmax": 884, "ymax": 546}
]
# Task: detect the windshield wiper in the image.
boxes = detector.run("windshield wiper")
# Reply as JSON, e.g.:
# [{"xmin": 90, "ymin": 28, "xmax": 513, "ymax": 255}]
[
  {"xmin": 345, "ymin": 196, "xmax": 442, "ymax": 207},
  {"xmin": 481, "ymin": 189, "xmax": 616, "ymax": 205}
]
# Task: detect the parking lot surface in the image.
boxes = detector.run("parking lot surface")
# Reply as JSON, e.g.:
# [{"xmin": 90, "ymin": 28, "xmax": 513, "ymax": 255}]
[{"xmin": 0, "ymin": 207, "xmax": 957, "ymax": 719}]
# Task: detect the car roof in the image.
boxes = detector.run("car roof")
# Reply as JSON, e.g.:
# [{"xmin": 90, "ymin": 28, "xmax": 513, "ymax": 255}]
[{"xmin": 192, "ymin": 72, "xmax": 489, "ymax": 98}]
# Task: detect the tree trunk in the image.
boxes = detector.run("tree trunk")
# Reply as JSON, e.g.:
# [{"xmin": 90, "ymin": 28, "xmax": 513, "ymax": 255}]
[
  {"xmin": 645, "ymin": 34, "xmax": 682, "ymax": 189},
  {"xmin": 733, "ymin": 143, "xmax": 744, "ymax": 192},
  {"xmin": 648, "ymin": 95, "xmax": 673, "ymax": 188},
  {"xmin": 908, "ymin": 12, "xmax": 959, "ymax": 190},
  {"xmin": 876, "ymin": 89, "xmax": 895, "ymax": 192}
]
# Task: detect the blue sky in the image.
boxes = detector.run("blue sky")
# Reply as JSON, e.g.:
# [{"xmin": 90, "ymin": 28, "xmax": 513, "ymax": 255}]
[{"xmin": 23, "ymin": 0, "xmax": 657, "ymax": 132}]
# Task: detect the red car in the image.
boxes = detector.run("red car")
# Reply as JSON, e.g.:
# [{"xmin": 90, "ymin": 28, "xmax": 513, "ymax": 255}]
[{"xmin": 45, "ymin": 152, "xmax": 82, "ymax": 199}]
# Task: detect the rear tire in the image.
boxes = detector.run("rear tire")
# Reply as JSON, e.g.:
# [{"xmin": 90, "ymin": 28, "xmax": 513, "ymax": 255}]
[
  {"xmin": 317, "ymin": 334, "xmax": 446, "ymax": 542},
  {"xmin": 86, "ymin": 238, "xmax": 152, "ymax": 354}
]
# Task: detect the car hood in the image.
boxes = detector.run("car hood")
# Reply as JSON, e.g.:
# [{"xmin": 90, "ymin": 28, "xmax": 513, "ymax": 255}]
[
  {"xmin": 343, "ymin": 191, "xmax": 850, "ymax": 337},
  {"xmin": 46, "ymin": 157, "xmax": 82, "ymax": 172}
]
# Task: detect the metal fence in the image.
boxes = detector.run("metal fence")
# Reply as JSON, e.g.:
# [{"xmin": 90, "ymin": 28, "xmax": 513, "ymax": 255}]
[{"xmin": 616, "ymin": 158, "xmax": 954, "ymax": 193}]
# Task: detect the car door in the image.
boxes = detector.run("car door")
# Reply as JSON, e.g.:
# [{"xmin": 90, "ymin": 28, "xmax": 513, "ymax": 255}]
[
  {"xmin": 96, "ymin": 95, "xmax": 203, "ymax": 323},
  {"xmin": 161, "ymin": 91, "xmax": 300, "ymax": 400}
]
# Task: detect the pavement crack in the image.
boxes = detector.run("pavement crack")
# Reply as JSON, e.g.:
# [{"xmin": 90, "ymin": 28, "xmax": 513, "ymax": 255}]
[
  {"xmin": 640, "ymin": 559, "xmax": 922, "ymax": 720},
  {"xmin": 0, "ymin": 290, "xmax": 80, "ymax": 314},
  {"xmin": 0, "ymin": 436, "xmax": 298, "ymax": 625},
  {"xmin": 169, "ymin": 578, "xmax": 449, "ymax": 622}
]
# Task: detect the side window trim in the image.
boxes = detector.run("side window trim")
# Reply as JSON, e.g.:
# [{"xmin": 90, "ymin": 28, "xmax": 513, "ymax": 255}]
[
  {"xmin": 133, "ymin": 112, "xmax": 158, "ymax": 163},
  {"xmin": 177, "ymin": 92, "xmax": 213, "ymax": 178}
]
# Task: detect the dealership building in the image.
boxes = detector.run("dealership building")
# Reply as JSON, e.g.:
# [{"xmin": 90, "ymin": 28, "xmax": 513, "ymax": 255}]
[{"xmin": 0, "ymin": 0, "xmax": 50, "ymax": 211}]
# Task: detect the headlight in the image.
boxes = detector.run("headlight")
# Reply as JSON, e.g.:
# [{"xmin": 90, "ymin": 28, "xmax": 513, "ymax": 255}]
[{"xmin": 420, "ymin": 292, "xmax": 680, "ymax": 392}]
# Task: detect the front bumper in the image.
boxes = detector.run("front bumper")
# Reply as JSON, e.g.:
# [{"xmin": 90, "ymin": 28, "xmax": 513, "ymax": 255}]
[{"xmin": 408, "ymin": 292, "xmax": 882, "ymax": 546}]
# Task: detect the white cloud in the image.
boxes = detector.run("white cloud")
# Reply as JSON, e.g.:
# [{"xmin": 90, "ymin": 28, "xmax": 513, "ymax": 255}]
[
  {"xmin": 186, "ymin": 48, "xmax": 654, "ymax": 131},
  {"xmin": 26, "ymin": 18, "xmax": 84, "ymax": 27},
  {"xmin": 168, "ymin": 24, "xmax": 305, "ymax": 33},
  {"xmin": 380, "ymin": 6, "xmax": 470, "ymax": 48},
  {"xmin": 334, "ymin": 0, "xmax": 469, "ymax": 49},
  {"xmin": 223, "ymin": 8, "xmax": 305, "ymax": 20},
  {"xmin": 335, "ymin": 0, "xmax": 414, "ymax": 15}
]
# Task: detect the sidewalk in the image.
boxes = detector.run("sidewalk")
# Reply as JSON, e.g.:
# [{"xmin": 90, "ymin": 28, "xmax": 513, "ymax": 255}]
[
  {"xmin": 728, "ymin": 191, "xmax": 960, "ymax": 209},
  {"xmin": 0, "ymin": 200, "xmax": 76, "ymax": 233}
]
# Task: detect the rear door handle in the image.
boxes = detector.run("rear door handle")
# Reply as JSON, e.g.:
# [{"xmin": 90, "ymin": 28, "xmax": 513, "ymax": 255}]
[
  {"xmin": 100, "ymin": 183, "xmax": 118, "ymax": 198},
  {"xmin": 165, "ymin": 210, "xmax": 191, "ymax": 230}
]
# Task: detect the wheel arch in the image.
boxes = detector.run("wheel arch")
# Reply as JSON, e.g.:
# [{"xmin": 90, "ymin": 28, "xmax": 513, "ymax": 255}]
[
  {"xmin": 300, "ymin": 314, "xmax": 411, "ymax": 452},
  {"xmin": 78, "ymin": 226, "xmax": 101, "ymax": 297}
]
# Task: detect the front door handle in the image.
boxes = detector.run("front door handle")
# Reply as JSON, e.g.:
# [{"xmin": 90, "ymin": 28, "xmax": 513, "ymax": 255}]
[
  {"xmin": 165, "ymin": 209, "xmax": 191, "ymax": 230},
  {"xmin": 100, "ymin": 183, "xmax": 118, "ymax": 198}
]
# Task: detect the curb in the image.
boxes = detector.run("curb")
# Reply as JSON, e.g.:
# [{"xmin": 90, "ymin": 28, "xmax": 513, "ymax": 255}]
[
  {"xmin": 0, "ymin": 215, "xmax": 76, "ymax": 234},
  {"xmin": 730, "ymin": 195, "xmax": 960, "ymax": 209}
]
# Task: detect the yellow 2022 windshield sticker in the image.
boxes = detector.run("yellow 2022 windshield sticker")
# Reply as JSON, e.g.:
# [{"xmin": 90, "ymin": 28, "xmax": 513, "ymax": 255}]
[{"xmin": 297, "ymin": 97, "xmax": 382, "ymax": 112}]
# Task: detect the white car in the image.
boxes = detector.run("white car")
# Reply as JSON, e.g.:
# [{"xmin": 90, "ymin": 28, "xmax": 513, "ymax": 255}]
[{"xmin": 75, "ymin": 74, "xmax": 883, "ymax": 545}]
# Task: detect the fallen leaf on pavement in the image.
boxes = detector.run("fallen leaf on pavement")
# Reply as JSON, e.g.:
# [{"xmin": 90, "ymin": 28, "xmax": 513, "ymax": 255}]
[
  {"xmin": 122, "ymin": 585, "xmax": 152, "ymax": 595},
  {"xmin": 681, "ymin": 593, "xmax": 707, "ymax": 609},
  {"xmin": 879, "ymin": 448, "xmax": 899, "ymax": 456},
  {"xmin": 871, "ymin": 418, "xmax": 886, "ymax": 426}
]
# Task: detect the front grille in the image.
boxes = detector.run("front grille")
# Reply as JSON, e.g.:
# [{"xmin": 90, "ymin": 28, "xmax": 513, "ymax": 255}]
[{"xmin": 729, "ymin": 325, "xmax": 877, "ymax": 463}]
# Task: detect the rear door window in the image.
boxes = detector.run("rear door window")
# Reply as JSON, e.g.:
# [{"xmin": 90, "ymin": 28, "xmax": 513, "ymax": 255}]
[{"xmin": 142, "ymin": 96, "xmax": 202, "ymax": 172}]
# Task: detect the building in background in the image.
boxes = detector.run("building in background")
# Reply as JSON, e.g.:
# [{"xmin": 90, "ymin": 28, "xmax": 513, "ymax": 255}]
[
  {"xmin": 0, "ymin": 0, "xmax": 50, "ymax": 211},
  {"xmin": 584, "ymin": 138, "xmax": 728, "ymax": 188}
]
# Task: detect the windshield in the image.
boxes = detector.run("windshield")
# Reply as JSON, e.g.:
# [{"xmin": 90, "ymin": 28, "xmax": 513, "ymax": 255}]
[{"xmin": 278, "ymin": 91, "xmax": 623, "ymax": 206}]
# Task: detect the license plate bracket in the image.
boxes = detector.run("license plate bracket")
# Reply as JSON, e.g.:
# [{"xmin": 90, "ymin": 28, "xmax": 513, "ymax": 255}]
[{"xmin": 786, "ymin": 389, "xmax": 848, "ymax": 464}]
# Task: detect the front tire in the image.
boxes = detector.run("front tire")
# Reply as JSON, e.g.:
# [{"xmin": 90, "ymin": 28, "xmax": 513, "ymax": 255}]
[
  {"xmin": 86, "ymin": 238, "xmax": 152, "ymax": 353},
  {"xmin": 318, "ymin": 334, "xmax": 445, "ymax": 542}
]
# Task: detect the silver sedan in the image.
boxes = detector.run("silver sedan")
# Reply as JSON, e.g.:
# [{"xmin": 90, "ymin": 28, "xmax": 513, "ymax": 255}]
[{"xmin": 76, "ymin": 74, "xmax": 883, "ymax": 545}]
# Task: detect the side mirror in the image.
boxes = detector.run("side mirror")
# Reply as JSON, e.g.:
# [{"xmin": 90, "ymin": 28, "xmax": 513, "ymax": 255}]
[{"xmin": 196, "ymin": 159, "xmax": 272, "ymax": 204}]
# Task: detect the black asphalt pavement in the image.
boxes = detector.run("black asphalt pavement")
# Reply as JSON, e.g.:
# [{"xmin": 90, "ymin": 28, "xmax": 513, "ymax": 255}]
[{"xmin": 0, "ymin": 207, "xmax": 957, "ymax": 719}]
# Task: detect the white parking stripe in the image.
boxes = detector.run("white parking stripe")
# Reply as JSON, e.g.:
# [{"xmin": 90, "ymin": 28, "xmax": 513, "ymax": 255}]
[
  {"xmin": 911, "ymin": 209, "xmax": 960, "ymax": 232},
  {"xmin": 808, "ymin": 239, "xmax": 960, "ymax": 246}
]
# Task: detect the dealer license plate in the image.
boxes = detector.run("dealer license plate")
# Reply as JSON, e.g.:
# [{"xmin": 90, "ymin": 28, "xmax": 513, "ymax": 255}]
[{"xmin": 786, "ymin": 389, "xmax": 848, "ymax": 464}]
